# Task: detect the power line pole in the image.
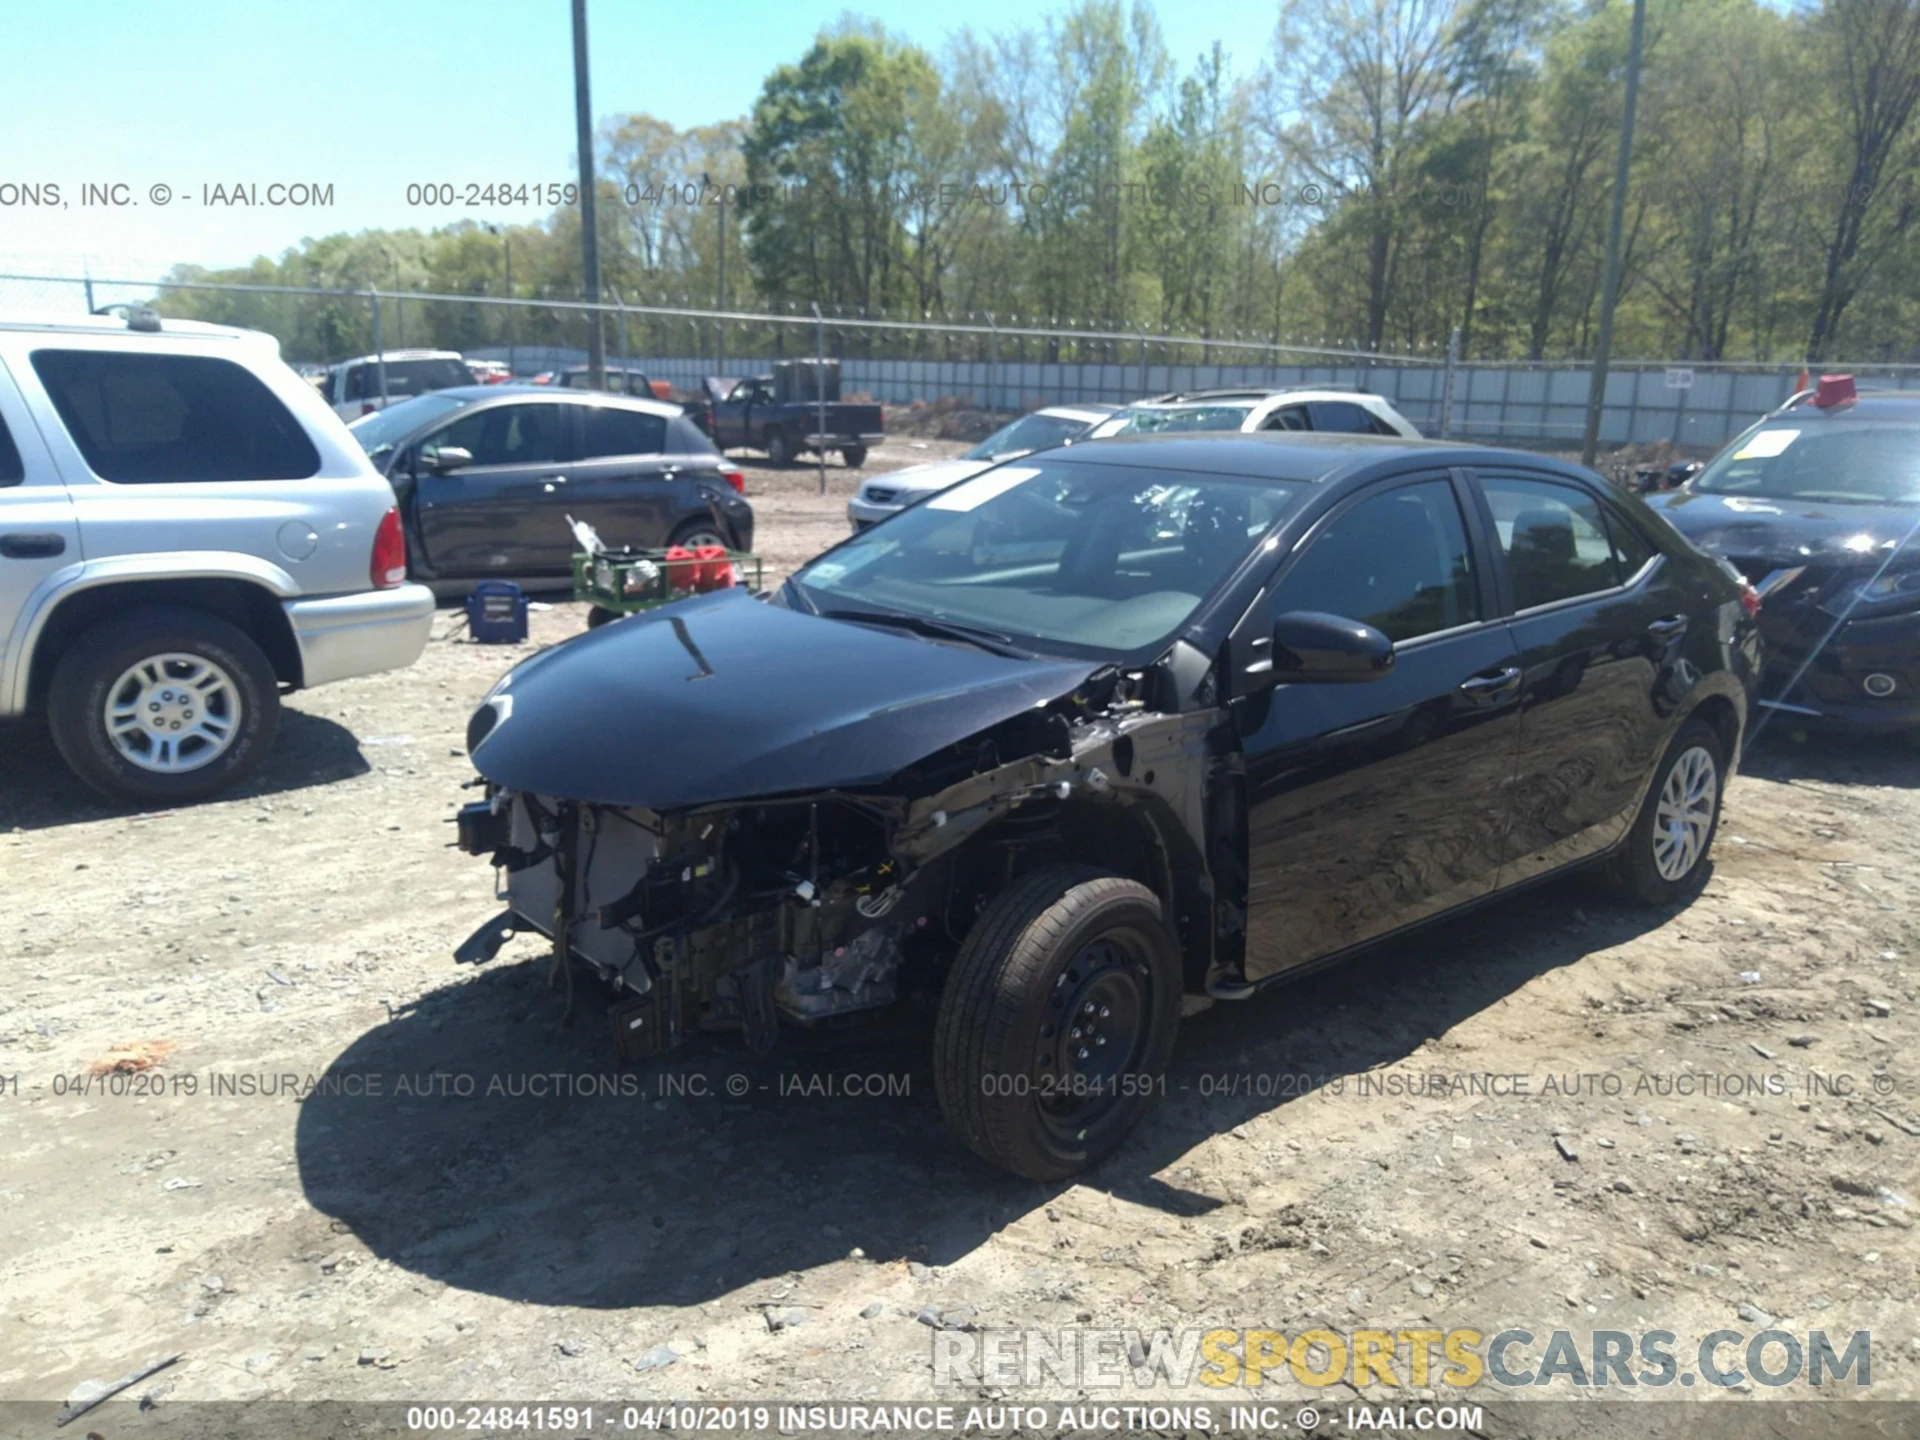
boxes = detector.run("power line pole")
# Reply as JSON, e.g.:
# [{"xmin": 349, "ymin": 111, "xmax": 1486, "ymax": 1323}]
[
  {"xmin": 572, "ymin": 0, "xmax": 605, "ymax": 388},
  {"xmin": 1581, "ymin": 0, "xmax": 1647, "ymax": 467}
]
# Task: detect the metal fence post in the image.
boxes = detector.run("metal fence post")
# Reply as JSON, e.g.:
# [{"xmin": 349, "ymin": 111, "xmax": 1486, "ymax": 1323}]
[
  {"xmin": 369, "ymin": 289, "xmax": 388, "ymax": 406},
  {"xmin": 987, "ymin": 313, "xmax": 999, "ymax": 415},
  {"xmin": 1439, "ymin": 326, "xmax": 1460, "ymax": 440},
  {"xmin": 811, "ymin": 301, "xmax": 826, "ymax": 497}
]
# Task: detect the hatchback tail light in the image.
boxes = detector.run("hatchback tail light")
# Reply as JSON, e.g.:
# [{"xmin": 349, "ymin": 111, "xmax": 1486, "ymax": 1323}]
[
  {"xmin": 718, "ymin": 464, "xmax": 745, "ymax": 494},
  {"xmin": 370, "ymin": 506, "xmax": 408, "ymax": 588}
]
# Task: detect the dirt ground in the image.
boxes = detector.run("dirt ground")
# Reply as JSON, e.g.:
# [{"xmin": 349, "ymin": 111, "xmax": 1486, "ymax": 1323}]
[{"xmin": 1, "ymin": 438, "xmax": 1916, "ymax": 1436}]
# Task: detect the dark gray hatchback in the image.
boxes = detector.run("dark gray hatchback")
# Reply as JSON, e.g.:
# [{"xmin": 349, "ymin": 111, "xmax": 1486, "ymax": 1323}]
[{"xmin": 348, "ymin": 386, "xmax": 753, "ymax": 583}]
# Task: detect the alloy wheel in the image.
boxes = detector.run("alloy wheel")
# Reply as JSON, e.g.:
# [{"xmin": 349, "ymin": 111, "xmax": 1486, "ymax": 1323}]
[
  {"xmin": 1652, "ymin": 744, "xmax": 1717, "ymax": 881},
  {"xmin": 104, "ymin": 652, "xmax": 243, "ymax": 774}
]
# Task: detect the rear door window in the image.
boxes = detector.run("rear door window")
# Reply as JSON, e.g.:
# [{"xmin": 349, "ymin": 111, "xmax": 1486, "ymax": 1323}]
[
  {"xmin": 1261, "ymin": 405, "xmax": 1312, "ymax": 432},
  {"xmin": 31, "ymin": 350, "xmax": 320, "ymax": 483},
  {"xmin": 0, "ymin": 414, "xmax": 23, "ymax": 485},
  {"xmin": 1308, "ymin": 400, "xmax": 1388, "ymax": 434},
  {"xmin": 579, "ymin": 406, "xmax": 667, "ymax": 459},
  {"xmin": 1480, "ymin": 476, "xmax": 1622, "ymax": 608}
]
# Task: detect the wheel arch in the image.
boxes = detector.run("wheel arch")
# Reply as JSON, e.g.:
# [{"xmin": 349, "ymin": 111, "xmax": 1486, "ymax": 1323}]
[{"xmin": 21, "ymin": 574, "xmax": 303, "ymax": 712}]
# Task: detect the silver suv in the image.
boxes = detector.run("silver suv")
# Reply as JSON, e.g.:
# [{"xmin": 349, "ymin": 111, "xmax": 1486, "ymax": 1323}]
[{"xmin": 0, "ymin": 310, "xmax": 435, "ymax": 803}]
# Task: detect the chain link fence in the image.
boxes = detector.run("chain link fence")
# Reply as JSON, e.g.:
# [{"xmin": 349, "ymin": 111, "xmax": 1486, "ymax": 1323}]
[{"xmin": 5, "ymin": 270, "xmax": 1916, "ymax": 451}]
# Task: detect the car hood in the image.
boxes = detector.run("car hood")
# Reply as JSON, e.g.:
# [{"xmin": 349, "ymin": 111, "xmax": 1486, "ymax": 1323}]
[
  {"xmin": 468, "ymin": 589, "xmax": 1098, "ymax": 809},
  {"xmin": 1649, "ymin": 490, "xmax": 1920, "ymax": 569},
  {"xmin": 862, "ymin": 457, "xmax": 992, "ymax": 497}
]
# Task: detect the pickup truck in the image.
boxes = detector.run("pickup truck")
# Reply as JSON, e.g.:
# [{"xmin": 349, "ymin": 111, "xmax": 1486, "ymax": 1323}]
[{"xmin": 705, "ymin": 361, "xmax": 884, "ymax": 468}]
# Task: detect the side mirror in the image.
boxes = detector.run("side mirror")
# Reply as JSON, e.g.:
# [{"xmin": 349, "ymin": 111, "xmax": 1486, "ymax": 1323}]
[
  {"xmin": 425, "ymin": 446, "xmax": 474, "ymax": 473},
  {"xmin": 1270, "ymin": 610, "xmax": 1395, "ymax": 683}
]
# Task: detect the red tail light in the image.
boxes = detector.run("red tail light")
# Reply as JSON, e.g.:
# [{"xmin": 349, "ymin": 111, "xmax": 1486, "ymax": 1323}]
[
  {"xmin": 1740, "ymin": 583, "xmax": 1762, "ymax": 619},
  {"xmin": 718, "ymin": 464, "xmax": 745, "ymax": 494},
  {"xmin": 370, "ymin": 506, "xmax": 408, "ymax": 589}
]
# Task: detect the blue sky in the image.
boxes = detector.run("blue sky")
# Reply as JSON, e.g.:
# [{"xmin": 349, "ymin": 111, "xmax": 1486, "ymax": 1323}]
[{"xmin": 0, "ymin": 0, "xmax": 1272, "ymax": 287}]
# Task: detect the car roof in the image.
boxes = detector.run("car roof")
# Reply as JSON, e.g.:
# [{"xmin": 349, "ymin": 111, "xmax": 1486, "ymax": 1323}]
[
  {"xmin": 1769, "ymin": 394, "xmax": 1920, "ymax": 422},
  {"xmin": 1055, "ymin": 430, "xmax": 1598, "ymax": 487},
  {"xmin": 1035, "ymin": 403, "xmax": 1122, "ymax": 421},
  {"xmin": 0, "ymin": 311, "xmax": 272, "ymax": 342},
  {"xmin": 409, "ymin": 383, "xmax": 683, "ymax": 416},
  {"xmin": 332, "ymin": 348, "xmax": 465, "ymax": 367}
]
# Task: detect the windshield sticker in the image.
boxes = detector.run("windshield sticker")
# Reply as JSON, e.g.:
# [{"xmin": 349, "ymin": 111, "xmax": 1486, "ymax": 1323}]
[
  {"xmin": 1733, "ymin": 428, "xmax": 1799, "ymax": 460},
  {"xmin": 927, "ymin": 465, "xmax": 1042, "ymax": 512}
]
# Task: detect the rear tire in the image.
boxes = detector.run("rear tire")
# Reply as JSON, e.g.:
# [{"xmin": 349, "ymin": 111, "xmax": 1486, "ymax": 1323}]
[
  {"xmin": 1605, "ymin": 718, "xmax": 1725, "ymax": 905},
  {"xmin": 934, "ymin": 865, "xmax": 1181, "ymax": 1180},
  {"xmin": 48, "ymin": 606, "xmax": 280, "ymax": 805},
  {"xmin": 586, "ymin": 605, "xmax": 621, "ymax": 629},
  {"xmin": 842, "ymin": 445, "xmax": 868, "ymax": 468},
  {"xmin": 766, "ymin": 429, "xmax": 794, "ymax": 467}
]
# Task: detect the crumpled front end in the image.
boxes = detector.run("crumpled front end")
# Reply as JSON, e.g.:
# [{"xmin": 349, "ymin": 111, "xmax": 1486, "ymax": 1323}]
[{"xmin": 452, "ymin": 668, "xmax": 1222, "ymax": 1061}]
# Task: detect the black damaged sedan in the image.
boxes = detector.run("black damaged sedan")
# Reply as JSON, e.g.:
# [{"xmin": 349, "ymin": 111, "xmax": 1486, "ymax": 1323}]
[
  {"xmin": 1649, "ymin": 391, "xmax": 1920, "ymax": 734},
  {"xmin": 454, "ymin": 434, "xmax": 1758, "ymax": 1179}
]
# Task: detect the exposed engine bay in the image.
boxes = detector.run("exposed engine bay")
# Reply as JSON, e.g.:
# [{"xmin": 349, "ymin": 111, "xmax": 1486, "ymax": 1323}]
[{"xmin": 453, "ymin": 663, "xmax": 1232, "ymax": 1062}]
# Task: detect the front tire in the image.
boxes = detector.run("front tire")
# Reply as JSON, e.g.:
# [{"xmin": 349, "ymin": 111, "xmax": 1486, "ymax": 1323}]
[
  {"xmin": 934, "ymin": 865, "xmax": 1181, "ymax": 1180},
  {"xmin": 47, "ymin": 606, "xmax": 280, "ymax": 805},
  {"xmin": 766, "ymin": 428, "xmax": 794, "ymax": 467},
  {"xmin": 1605, "ymin": 718, "xmax": 1725, "ymax": 905}
]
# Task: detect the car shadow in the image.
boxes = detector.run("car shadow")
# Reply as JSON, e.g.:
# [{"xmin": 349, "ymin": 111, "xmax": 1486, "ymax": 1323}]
[
  {"xmin": 1740, "ymin": 723, "xmax": 1920, "ymax": 789},
  {"xmin": 0, "ymin": 707, "xmax": 372, "ymax": 831},
  {"xmin": 294, "ymin": 874, "xmax": 1678, "ymax": 1310}
]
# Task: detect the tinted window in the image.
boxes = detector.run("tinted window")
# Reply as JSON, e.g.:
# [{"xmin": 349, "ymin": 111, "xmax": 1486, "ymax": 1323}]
[
  {"xmin": 793, "ymin": 461, "xmax": 1302, "ymax": 660},
  {"xmin": 0, "ymin": 414, "xmax": 23, "ymax": 485},
  {"xmin": 1308, "ymin": 401, "xmax": 1386, "ymax": 434},
  {"xmin": 347, "ymin": 358, "xmax": 468, "ymax": 401},
  {"xmin": 1482, "ymin": 477, "xmax": 1620, "ymax": 609},
  {"xmin": 1261, "ymin": 405, "xmax": 1311, "ymax": 432},
  {"xmin": 580, "ymin": 406, "xmax": 667, "ymax": 459},
  {"xmin": 32, "ymin": 350, "xmax": 320, "ymax": 483},
  {"xmin": 424, "ymin": 403, "xmax": 567, "ymax": 468},
  {"xmin": 1271, "ymin": 479, "xmax": 1479, "ymax": 643}
]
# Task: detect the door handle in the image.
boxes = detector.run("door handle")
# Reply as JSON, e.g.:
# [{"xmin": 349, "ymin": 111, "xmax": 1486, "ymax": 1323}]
[
  {"xmin": 0, "ymin": 532, "xmax": 66, "ymax": 559},
  {"xmin": 1647, "ymin": 614, "xmax": 1688, "ymax": 638},
  {"xmin": 1458, "ymin": 664, "xmax": 1521, "ymax": 702}
]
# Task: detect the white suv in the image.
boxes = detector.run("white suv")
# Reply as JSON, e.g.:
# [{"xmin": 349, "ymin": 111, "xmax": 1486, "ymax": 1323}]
[
  {"xmin": 319, "ymin": 349, "xmax": 472, "ymax": 419},
  {"xmin": 0, "ymin": 310, "xmax": 435, "ymax": 803},
  {"xmin": 1089, "ymin": 388, "xmax": 1422, "ymax": 439}
]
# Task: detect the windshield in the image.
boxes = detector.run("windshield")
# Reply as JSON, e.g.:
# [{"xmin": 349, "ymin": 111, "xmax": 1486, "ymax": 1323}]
[
  {"xmin": 348, "ymin": 391, "xmax": 476, "ymax": 453},
  {"xmin": 1106, "ymin": 404, "xmax": 1254, "ymax": 436},
  {"xmin": 1693, "ymin": 421, "xmax": 1920, "ymax": 504},
  {"xmin": 964, "ymin": 411, "xmax": 1091, "ymax": 460},
  {"xmin": 791, "ymin": 459, "xmax": 1301, "ymax": 661}
]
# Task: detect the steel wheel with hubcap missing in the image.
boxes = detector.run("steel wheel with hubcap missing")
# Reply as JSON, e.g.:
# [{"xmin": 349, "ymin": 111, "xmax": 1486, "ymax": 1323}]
[
  {"xmin": 935, "ymin": 864, "xmax": 1182, "ymax": 1180},
  {"xmin": 1036, "ymin": 935, "xmax": 1153, "ymax": 1140},
  {"xmin": 104, "ymin": 652, "xmax": 242, "ymax": 773},
  {"xmin": 1652, "ymin": 744, "xmax": 1717, "ymax": 881}
]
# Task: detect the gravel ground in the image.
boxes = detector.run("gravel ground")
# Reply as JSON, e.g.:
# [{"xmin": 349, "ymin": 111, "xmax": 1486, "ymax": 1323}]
[{"xmin": 0, "ymin": 440, "xmax": 1916, "ymax": 1434}]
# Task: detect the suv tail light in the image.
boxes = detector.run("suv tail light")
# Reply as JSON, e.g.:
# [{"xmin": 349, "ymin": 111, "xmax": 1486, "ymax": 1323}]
[
  {"xmin": 718, "ymin": 464, "xmax": 745, "ymax": 494},
  {"xmin": 370, "ymin": 506, "xmax": 408, "ymax": 589}
]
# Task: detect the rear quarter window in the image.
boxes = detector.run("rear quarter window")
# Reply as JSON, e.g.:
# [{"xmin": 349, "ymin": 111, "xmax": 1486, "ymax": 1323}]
[
  {"xmin": 32, "ymin": 350, "xmax": 321, "ymax": 483},
  {"xmin": 0, "ymin": 414, "xmax": 23, "ymax": 485}
]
